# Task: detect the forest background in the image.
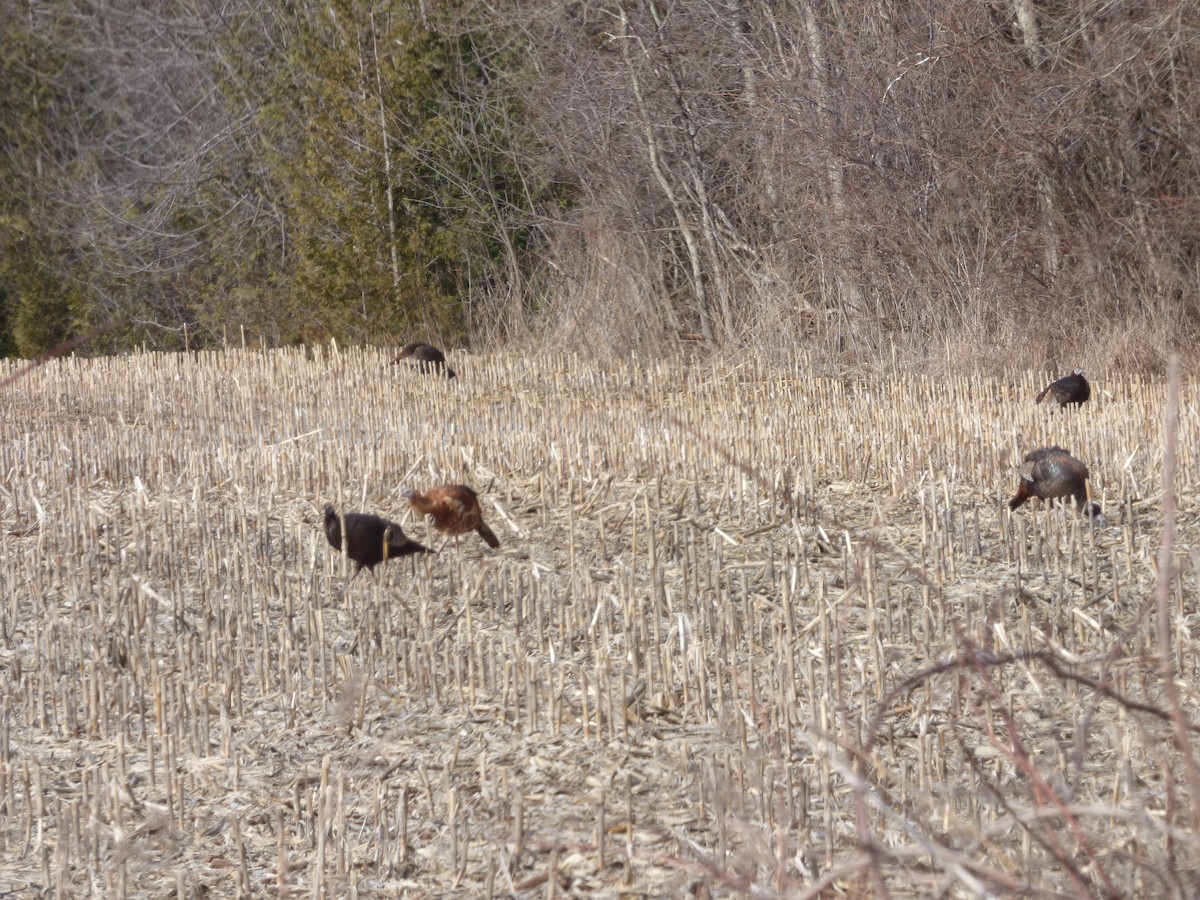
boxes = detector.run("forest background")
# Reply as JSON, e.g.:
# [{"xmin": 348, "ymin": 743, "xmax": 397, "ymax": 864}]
[{"xmin": 1, "ymin": 0, "xmax": 1197, "ymax": 372}]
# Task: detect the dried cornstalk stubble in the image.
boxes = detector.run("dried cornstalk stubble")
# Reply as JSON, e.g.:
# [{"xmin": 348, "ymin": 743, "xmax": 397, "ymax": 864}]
[{"xmin": 0, "ymin": 346, "xmax": 1194, "ymax": 896}]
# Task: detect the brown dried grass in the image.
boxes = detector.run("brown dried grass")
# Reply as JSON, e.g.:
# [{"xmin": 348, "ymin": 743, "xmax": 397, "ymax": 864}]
[{"xmin": 0, "ymin": 347, "xmax": 1197, "ymax": 896}]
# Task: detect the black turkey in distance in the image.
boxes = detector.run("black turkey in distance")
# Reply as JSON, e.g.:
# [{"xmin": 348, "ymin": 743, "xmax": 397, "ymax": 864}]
[
  {"xmin": 1036, "ymin": 368, "xmax": 1090, "ymax": 407},
  {"xmin": 392, "ymin": 342, "xmax": 456, "ymax": 378}
]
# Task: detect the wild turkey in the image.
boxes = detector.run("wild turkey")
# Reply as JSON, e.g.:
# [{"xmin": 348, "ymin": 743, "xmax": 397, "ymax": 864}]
[
  {"xmin": 392, "ymin": 342, "xmax": 456, "ymax": 379},
  {"xmin": 1035, "ymin": 368, "xmax": 1090, "ymax": 407},
  {"xmin": 1008, "ymin": 447, "xmax": 1107, "ymax": 526},
  {"xmin": 402, "ymin": 484, "xmax": 500, "ymax": 551},
  {"xmin": 323, "ymin": 505, "xmax": 432, "ymax": 578}
]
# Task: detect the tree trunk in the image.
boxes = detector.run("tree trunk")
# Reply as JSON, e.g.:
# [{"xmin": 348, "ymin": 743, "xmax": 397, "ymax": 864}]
[
  {"xmin": 800, "ymin": 1, "xmax": 863, "ymax": 314},
  {"xmin": 1010, "ymin": 0, "xmax": 1044, "ymax": 67},
  {"xmin": 617, "ymin": 2, "xmax": 716, "ymax": 343},
  {"xmin": 370, "ymin": 13, "xmax": 402, "ymax": 294}
]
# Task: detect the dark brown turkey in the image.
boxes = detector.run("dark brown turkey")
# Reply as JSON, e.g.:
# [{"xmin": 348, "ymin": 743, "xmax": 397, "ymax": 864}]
[
  {"xmin": 1008, "ymin": 447, "xmax": 1107, "ymax": 526},
  {"xmin": 392, "ymin": 342, "xmax": 456, "ymax": 378},
  {"xmin": 1035, "ymin": 368, "xmax": 1090, "ymax": 407},
  {"xmin": 323, "ymin": 505, "xmax": 432, "ymax": 579}
]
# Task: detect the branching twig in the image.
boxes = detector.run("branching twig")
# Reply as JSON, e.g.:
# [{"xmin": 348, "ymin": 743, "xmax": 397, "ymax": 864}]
[{"xmin": 1154, "ymin": 355, "xmax": 1200, "ymax": 832}]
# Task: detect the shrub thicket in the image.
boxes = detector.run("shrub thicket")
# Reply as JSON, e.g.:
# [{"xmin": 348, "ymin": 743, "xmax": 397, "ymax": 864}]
[{"xmin": 0, "ymin": 2, "xmax": 1197, "ymax": 369}]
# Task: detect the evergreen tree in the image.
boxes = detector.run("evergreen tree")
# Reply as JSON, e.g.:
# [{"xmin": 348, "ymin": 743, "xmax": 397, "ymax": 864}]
[
  {"xmin": 253, "ymin": 0, "xmax": 542, "ymax": 343},
  {"xmin": 0, "ymin": 25, "xmax": 87, "ymax": 356}
]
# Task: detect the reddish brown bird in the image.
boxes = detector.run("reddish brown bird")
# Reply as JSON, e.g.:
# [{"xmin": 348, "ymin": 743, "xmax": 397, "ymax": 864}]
[
  {"xmin": 402, "ymin": 484, "xmax": 500, "ymax": 551},
  {"xmin": 392, "ymin": 342, "xmax": 456, "ymax": 378},
  {"xmin": 323, "ymin": 504, "xmax": 432, "ymax": 579},
  {"xmin": 1035, "ymin": 368, "xmax": 1090, "ymax": 407},
  {"xmin": 1008, "ymin": 447, "xmax": 1107, "ymax": 526}
]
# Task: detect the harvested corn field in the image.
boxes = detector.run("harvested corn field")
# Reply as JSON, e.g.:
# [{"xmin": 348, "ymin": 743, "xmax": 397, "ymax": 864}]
[{"xmin": 1, "ymin": 347, "xmax": 1198, "ymax": 897}]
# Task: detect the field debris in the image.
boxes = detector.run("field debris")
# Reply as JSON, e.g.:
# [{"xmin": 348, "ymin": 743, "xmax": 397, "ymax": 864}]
[{"xmin": 0, "ymin": 347, "xmax": 1196, "ymax": 896}]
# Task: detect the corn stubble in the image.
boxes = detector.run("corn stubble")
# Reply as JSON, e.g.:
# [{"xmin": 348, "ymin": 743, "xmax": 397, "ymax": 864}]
[{"xmin": 0, "ymin": 348, "xmax": 1195, "ymax": 896}]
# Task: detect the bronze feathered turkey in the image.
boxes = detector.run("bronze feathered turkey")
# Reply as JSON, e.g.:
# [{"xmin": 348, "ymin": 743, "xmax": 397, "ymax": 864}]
[
  {"xmin": 392, "ymin": 342, "xmax": 456, "ymax": 379},
  {"xmin": 1036, "ymin": 368, "xmax": 1090, "ymax": 407},
  {"xmin": 323, "ymin": 505, "xmax": 432, "ymax": 578},
  {"xmin": 402, "ymin": 484, "xmax": 500, "ymax": 551},
  {"xmin": 1008, "ymin": 448, "xmax": 1107, "ymax": 526}
]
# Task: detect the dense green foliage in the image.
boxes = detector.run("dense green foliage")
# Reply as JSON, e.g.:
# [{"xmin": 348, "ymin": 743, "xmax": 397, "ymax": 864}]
[
  {"xmin": 0, "ymin": 28, "xmax": 86, "ymax": 356},
  {"xmin": 254, "ymin": 5, "xmax": 523, "ymax": 342},
  {"xmin": 0, "ymin": 1, "xmax": 544, "ymax": 355}
]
